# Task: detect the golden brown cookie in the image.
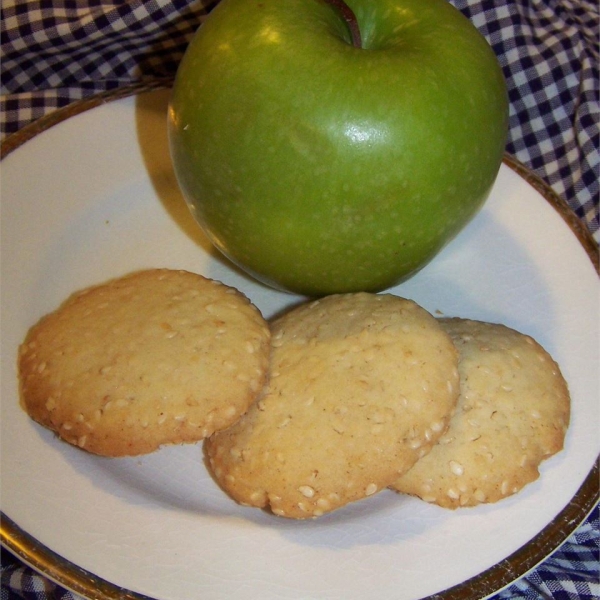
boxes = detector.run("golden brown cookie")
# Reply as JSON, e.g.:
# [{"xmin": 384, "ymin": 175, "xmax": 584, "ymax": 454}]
[
  {"xmin": 18, "ymin": 269, "xmax": 271, "ymax": 457},
  {"xmin": 205, "ymin": 293, "xmax": 459, "ymax": 519},
  {"xmin": 391, "ymin": 318, "xmax": 570, "ymax": 508}
]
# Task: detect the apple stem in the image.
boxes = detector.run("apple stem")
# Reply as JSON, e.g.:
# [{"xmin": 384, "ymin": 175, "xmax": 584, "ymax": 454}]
[{"xmin": 324, "ymin": 0, "xmax": 362, "ymax": 49}]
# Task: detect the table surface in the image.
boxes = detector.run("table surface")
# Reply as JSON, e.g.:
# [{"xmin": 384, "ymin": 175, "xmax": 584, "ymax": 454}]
[{"xmin": 1, "ymin": 1, "xmax": 598, "ymax": 599}]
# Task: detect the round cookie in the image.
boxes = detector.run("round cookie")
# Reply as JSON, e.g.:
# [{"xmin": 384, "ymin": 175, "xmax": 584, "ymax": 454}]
[
  {"xmin": 18, "ymin": 269, "xmax": 271, "ymax": 457},
  {"xmin": 391, "ymin": 318, "xmax": 571, "ymax": 508},
  {"xmin": 205, "ymin": 293, "xmax": 460, "ymax": 519}
]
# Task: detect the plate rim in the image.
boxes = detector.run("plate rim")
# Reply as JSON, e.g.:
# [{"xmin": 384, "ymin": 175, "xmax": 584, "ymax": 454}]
[{"xmin": 1, "ymin": 83, "xmax": 598, "ymax": 600}]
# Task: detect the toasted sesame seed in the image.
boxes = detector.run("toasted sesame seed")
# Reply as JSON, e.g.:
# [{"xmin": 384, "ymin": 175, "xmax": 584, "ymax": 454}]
[
  {"xmin": 62, "ymin": 422, "xmax": 73, "ymax": 430},
  {"xmin": 449, "ymin": 460, "xmax": 464, "ymax": 476},
  {"xmin": 37, "ymin": 362, "xmax": 47, "ymax": 374},
  {"xmin": 474, "ymin": 489, "xmax": 486, "ymax": 502},
  {"xmin": 316, "ymin": 498, "xmax": 330, "ymax": 510},
  {"xmin": 272, "ymin": 508, "xmax": 286, "ymax": 517},
  {"xmin": 250, "ymin": 490, "xmax": 265, "ymax": 503},
  {"xmin": 365, "ymin": 483, "xmax": 378, "ymax": 496},
  {"xmin": 45, "ymin": 397, "xmax": 57, "ymax": 411},
  {"xmin": 77, "ymin": 435, "xmax": 87, "ymax": 448},
  {"xmin": 447, "ymin": 488, "xmax": 460, "ymax": 500},
  {"xmin": 298, "ymin": 485, "xmax": 315, "ymax": 498}
]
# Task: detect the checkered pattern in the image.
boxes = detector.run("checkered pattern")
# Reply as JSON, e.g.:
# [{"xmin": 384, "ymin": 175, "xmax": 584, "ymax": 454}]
[
  {"xmin": 453, "ymin": 0, "xmax": 599, "ymax": 243},
  {"xmin": 1, "ymin": 1, "xmax": 599, "ymax": 598},
  {"xmin": 1, "ymin": 0, "xmax": 216, "ymax": 133}
]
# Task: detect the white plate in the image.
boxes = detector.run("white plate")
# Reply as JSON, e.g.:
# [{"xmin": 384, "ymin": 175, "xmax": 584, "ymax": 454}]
[{"xmin": 1, "ymin": 87, "xmax": 598, "ymax": 600}]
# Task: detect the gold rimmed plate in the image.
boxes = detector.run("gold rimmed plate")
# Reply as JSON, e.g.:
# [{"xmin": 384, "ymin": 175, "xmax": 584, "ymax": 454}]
[{"xmin": 1, "ymin": 86, "xmax": 598, "ymax": 600}]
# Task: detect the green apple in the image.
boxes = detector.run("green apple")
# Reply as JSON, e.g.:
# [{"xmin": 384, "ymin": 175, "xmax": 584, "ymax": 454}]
[{"xmin": 168, "ymin": 0, "xmax": 508, "ymax": 295}]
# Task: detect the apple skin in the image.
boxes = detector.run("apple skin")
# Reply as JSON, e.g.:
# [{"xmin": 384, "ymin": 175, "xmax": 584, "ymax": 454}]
[{"xmin": 168, "ymin": 0, "xmax": 509, "ymax": 296}]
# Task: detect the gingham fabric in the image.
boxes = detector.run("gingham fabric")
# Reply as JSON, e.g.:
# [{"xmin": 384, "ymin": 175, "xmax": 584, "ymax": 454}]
[{"xmin": 1, "ymin": 1, "xmax": 599, "ymax": 599}]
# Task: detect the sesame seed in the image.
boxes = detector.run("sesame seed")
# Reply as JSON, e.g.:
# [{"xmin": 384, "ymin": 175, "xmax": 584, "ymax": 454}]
[
  {"xmin": 449, "ymin": 460, "xmax": 464, "ymax": 476},
  {"xmin": 501, "ymin": 480, "xmax": 510, "ymax": 495},
  {"xmin": 316, "ymin": 498, "xmax": 330, "ymax": 510},
  {"xmin": 474, "ymin": 489, "xmax": 486, "ymax": 502},
  {"xmin": 365, "ymin": 483, "xmax": 378, "ymax": 496},
  {"xmin": 250, "ymin": 490, "xmax": 265, "ymax": 503},
  {"xmin": 430, "ymin": 420, "xmax": 445, "ymax": 433},
  {"xmin": 447, "ymin": 488, "xmax": 460, "ymax": 500},
  {"xmin": 298, "ymin": 485, "xmax": 315, "ymax": 498}
]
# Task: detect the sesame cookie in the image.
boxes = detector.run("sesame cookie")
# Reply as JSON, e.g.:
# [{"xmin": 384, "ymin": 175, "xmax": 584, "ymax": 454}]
[
  {"xmin": 18, "ymin": 269, "xmax": 271, "ymax": 457},
  {"xmin": 205, "ymin": 293, "xmax": 460, "ymax": 519},
  {"xmin": 391, "ymin": 318, "xmax": 570, "ymax": 508}
]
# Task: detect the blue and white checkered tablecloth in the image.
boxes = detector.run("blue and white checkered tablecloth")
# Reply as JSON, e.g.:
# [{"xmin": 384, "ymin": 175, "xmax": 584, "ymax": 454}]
[{"xmin": 1, "ymin": 1, "xmax": 598, "ymax": 599}]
